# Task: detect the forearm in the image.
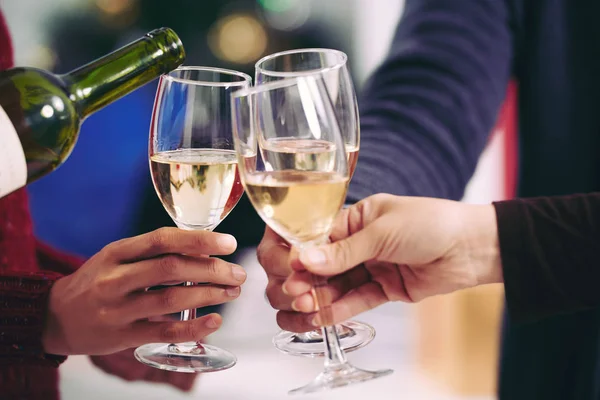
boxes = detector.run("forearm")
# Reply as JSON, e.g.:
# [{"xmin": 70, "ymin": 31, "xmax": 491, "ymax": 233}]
[
  {"xmin": 349, "ymin": 0, "xmax": 513, "ymax": 203},
  {"xmin": 493, "ymin": 193, "xmax": 600, "ymax": 322}
]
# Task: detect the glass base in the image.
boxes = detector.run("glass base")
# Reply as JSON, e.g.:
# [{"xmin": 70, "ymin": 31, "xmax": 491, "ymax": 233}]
[
  {"xmin": 289, "ymin": 363, "xmax": 393, "ymax": 395},
  {"xmin": 134, "ymin": 342, "xmax": 236, "ymax": 373},
  {"xmin": 273, "ymin": 321, "xmax": 375, "ymax": 357}
]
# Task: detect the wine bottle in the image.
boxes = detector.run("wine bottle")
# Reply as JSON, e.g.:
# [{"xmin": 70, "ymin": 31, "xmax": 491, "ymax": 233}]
[{"xmin": 0, "ymin": 27, "xmax": 186, "ymax": 198}]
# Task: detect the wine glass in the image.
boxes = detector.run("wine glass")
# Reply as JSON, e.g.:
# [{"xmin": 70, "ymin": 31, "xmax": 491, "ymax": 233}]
[
  {"xmin": 255, "ymin": 48, "xmax": 359, "ymax": 176},
  {"xmin": 255, "ymin": 49, "xmax": 372, "ymax": 357},
  {"xmin": 231, "ymin": 75, "xmax": 393, "ymax": 394},
  {"xmin": 134, "ymin": 66, "xmax": 251, "ymax": 372}
]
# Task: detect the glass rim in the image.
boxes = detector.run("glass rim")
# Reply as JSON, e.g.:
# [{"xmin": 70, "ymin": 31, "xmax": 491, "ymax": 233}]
[
  {"xmin": 163, "ymin": 66, "xmax": 252, "ymax": 87},
  {"xmin": 255, "ymin": 48, "xmax": 348, "ymax": 78},
  {"xmin": 231, "ymin": 76, "xmax": 320, "ymax": 99}
]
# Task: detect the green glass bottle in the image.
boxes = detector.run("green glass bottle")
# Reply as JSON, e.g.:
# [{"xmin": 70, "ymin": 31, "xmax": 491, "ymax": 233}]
[{"xmin": 0, "ymin": 27, "xmax": 185, "ymax": 198}]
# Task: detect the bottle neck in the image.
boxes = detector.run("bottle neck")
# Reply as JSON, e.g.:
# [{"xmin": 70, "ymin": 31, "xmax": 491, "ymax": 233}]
[{"xmin": 62, "ymin": 27, "xmax": 185, "ymax": 119}]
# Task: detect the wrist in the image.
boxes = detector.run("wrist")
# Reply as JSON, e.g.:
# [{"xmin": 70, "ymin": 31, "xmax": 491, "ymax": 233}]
[
  {"xmin": 42, "ymin": 277, "xmax": 68, "ymax": 355},
  {"xmin": 460, "ymin": 203, "xmax": 503, "ymax": 287}
]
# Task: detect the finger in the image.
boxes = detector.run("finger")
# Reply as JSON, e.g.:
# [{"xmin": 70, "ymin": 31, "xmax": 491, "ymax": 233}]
[
  {"xmin": 288, "ymin": 267, "xmax": 371, "ymax": 313},
  {"xmin": 276, "ymin": 282, "xmax": 387, "ymax": 332},
  {"xmin": 329, "ymin": 207, "xmax": 352, "ymax": 242},
  {"xmin": 109, "ymin": 255, "xmax": 246, "ymax": 295},
  {"xmin": 276, "ymin": 310, "xmax": 317, "ymax": 333},
  {"xmin": 289, "ymin": 247, "xmax": 307, "ymax": 272},
  {"xmin": 291, "ymin": 293, "xmax": 315, "ymax": 313},
  {"xmin": 121, "ymin": 285, "xmax": 241, "ymax": 322},
  {"xmin": 284, "ymin": 264, "xmax": 370, "ymax": 297},
  {"xmin": 285, "ymin": 207, "xmax": 357, "ymax": 274},
  {"xmin": 281, "ymin": 271, "xmax": 313, "ymax": 297},
  {"xmin": 256, "ymin": 227, "xmax": 293, "ymax": 278},
  {"xmin": 264, "ymin": 278, "xmax": 294, "ymax": 311},
  {"xmin": 298, "ymin": 219, "xmax": 389, "ymax": 277},
  {"xmin": 105, "ymin": 228, "xmax": 237, "ymax": 262},
  {"xmin": 314, "ymin": 282, "xmax": 388, "ymax": 326},
  {"xmin": 128, "ymin": 313, "xmax": 223, "ymax": 346}
]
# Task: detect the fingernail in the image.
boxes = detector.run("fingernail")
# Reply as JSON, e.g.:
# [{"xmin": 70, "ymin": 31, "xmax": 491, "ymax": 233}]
[
  {"xmin": 301, "ymin": 249, "xmax": 327, "ymax": 266},
  {"xmin": 205, "ymin": 316, "xmax": 219, "ymax": 329},
  {"xmin": 226, "ymin": 286, "xmax": 240, "ymax": 297},
  {"xmin": 282, "ymin": 282, "xmax": 290, "ymax": 295},
  {"xmin": 232, "ymin": 265, "xmax": 246, "ymax": 282},
  {"xmin": 291, "ymin": 299, "xmax": 299, "ymax": 312},
  {"xmin": 218, "ymin": 234, "xmax": 237, "ymax": 249},
  {"xmin": 310, "ymin": 315, "xmax": 321, "ymax": 327}
]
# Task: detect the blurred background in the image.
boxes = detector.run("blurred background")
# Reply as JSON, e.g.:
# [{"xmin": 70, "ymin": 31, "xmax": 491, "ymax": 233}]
[{"xmin": 1, "ymin": 0, "xmax": 511, "ymax": 398}]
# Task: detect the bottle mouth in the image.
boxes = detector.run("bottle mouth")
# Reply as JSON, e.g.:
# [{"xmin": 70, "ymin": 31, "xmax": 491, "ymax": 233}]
[{"xmin": 147, "ymin": 27, "xmax": 186, "ymax": 73}]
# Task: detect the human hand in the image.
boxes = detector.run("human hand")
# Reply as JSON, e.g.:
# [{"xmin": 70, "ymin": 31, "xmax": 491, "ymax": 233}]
[
  {"xmin": 278, "ymin": 194, "xmax": 502, "ymax": 332},
  {"xmin": 256, "ymin": 226, "xmax": 297, "ymax": 317},
  {"xmin": 42, "ymin": 227, "xmax": 246, "ymax": 355}
]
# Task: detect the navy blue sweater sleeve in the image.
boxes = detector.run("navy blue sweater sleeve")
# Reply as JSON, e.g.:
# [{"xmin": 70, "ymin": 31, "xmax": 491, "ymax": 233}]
[{"xmin": 348, "ymin": 0, "xmax": 514, "ymax": 202}]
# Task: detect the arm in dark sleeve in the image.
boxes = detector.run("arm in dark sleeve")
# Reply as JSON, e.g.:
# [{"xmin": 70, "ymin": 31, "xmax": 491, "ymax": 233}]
[
  {"xmin": 349, "ymin": 0, "xmax": 514, "ymax": 202},
  {"xmin": 493, "ymin": 193, "xmax": 600, "ymax": 323}
]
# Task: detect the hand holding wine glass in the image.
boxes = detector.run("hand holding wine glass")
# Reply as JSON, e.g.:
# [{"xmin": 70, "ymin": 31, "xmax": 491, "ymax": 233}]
[
  {"xmin": 43, "ymin": 228, "xmax": 244, "ymax": 356},
  {"xmin": 254, "ymin": 48, "xmax": 371, "ymax": 357},
  {"xmin": 232, "ymin": 75, "xmax": 392, "ymax": 394},
  {"xmin": 135, "ymin": 66, "xmax": 251, "ymax": 373},
  {"xmin": 277, "ymin": 194, "xmax": 501, "ymax": 331}
]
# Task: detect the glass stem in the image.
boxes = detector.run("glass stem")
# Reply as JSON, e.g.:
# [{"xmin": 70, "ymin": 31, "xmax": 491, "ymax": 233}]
[
  {"xmin": 180, "ymin": 281, "xmax": 197, "ymax": 321},
  {"xmin": 322, "ymin": 325, "xmax": 348, "ymax": 369},
  {"xmin": 298, "ymin": 237, "xmax": 348, "ymax": 369},
  {"xmin": 313, "ymin": 273, "xmax": 348, "ymax": 369},
  {"xmin": 173, "ymin": 225, "xmax": 216, "ymax": 349},
  {"xmin": 172, "ymin": 282, "xmax": 201, "ymax": 351}
]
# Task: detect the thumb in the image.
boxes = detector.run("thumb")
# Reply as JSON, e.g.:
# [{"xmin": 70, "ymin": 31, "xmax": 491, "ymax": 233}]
[{"xmin": 298, "ymin": 219, "xmax": 387, "ymax": 276}]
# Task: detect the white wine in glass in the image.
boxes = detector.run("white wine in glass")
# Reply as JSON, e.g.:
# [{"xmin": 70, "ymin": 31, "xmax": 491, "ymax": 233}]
[
  {"xmin": 150, "ymin": 148, "xmax": 243, "ymax": 231},
  {"xmin": 245, "ymin": 170, "xmax": 348, "ymax": 242},
  {"xmin": 135, "ymin": 66, "xmax": 251, "ymax": 373},
  {"xmin": 256, "ymin": 48, "xmax": 371, "ymax": 357},
  {"xmin": 232, "ymin": 76, "xmax": 392, "ymax": 395}
]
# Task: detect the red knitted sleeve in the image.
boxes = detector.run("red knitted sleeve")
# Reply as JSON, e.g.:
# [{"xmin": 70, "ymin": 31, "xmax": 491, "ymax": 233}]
[
  {"xmin": 0, "ymin": 270, "xmax": 66, "ymax": 367},
  {"xmin": 36, "ymin": 240, "xmax": 85, "ymax": 275},
  {"xmin": 0, "ymin": 241, "xmax": 86, "ymax": 366},
  {"xmin": 0, "ymin": 8, "xmax": 65, "ymax": 397}
]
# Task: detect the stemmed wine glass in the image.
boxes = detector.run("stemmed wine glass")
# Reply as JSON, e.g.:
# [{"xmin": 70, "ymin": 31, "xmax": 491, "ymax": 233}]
[
  {"xmin": 231, "ymin": 75, "xmax": 393, "ymax": 394},
  {"xmin": 134, "ymin": 66, "xmax": 251, "ymax": 372},
  {"xmin": 255, "ymin": 49, "xmax": 372, "ymax": 357}
]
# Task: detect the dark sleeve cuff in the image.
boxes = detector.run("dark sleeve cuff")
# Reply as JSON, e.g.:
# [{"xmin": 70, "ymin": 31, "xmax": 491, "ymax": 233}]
[
  {"xmin": 0, "ymin": 271, "xmax": 67, "ymax": 367},
  {"xmin": 493, "ymin": 200, "xmax": 573, "ymax": 323},
  {"xmin": 494, "ymin": 200, "xmax": 530, "ymax": 321}
]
